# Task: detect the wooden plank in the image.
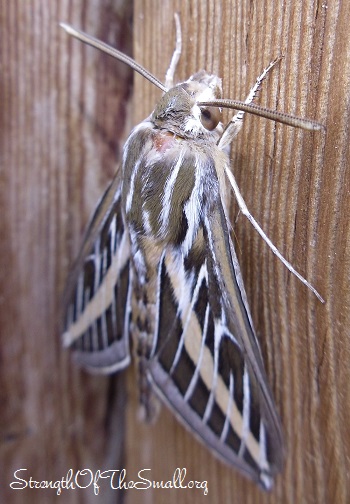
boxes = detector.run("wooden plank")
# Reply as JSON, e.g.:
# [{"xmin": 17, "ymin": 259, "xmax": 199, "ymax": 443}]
[
  {"xmin": 125, "ymin": 0, "xmax": 350, "ymax": 503},
  {"xmin": 0, "ymin": 1, "xmax": 132, "ymax": 503}
]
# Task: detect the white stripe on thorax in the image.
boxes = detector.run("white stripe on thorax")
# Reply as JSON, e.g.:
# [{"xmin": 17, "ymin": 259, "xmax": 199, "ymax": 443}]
[{"xmin": 159, "ymin": 151, "xmax": 185, "ymax": 236}]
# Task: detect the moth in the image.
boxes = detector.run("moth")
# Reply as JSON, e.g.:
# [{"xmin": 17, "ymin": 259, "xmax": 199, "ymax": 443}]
[{"xmin": 60, "ymin": 16, "xmax": 323, "ymax": 490}]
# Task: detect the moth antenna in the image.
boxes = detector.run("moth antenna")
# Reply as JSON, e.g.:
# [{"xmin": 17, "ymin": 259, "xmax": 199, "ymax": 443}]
[
  {"xmin": 60, "ymin": 22, "xmax": 167, "ymax": 93},
  {"xmin": 198, "ymin": 99, "xmax": 325, "ymax": 131},
  {"xmin": 223, "ymin": 164, "xmax": 325, "ymax": 303},
  {"xmin": 164, "ymin": 13, "xmax": 182, "ymax": 88}
]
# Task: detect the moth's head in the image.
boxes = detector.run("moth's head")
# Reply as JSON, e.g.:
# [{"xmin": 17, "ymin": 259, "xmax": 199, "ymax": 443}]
[{"xmin": 152, "ymin": 71, "xmax": 223, "ymax": 139}]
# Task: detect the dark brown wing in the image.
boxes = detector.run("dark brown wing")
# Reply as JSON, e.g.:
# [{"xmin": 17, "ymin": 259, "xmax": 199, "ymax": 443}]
[
  {"xmin": 62, "ymin": 169, "xmax": 132, "ymax": 373},
  {"xmin": 146, "ymin": 202, "xmax": 284, "ymax": 489}
]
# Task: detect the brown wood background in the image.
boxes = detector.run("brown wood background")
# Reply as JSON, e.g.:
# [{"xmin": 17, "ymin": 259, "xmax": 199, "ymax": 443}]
[{"xmin": 1, "ymin": 0, "xmax": 349, "ymax": 503}]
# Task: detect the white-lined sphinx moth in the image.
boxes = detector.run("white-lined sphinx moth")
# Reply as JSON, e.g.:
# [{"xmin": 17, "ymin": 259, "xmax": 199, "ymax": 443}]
[{"xmin": 61, "ymin": 16, "xmax": 324, "ymax": 490}]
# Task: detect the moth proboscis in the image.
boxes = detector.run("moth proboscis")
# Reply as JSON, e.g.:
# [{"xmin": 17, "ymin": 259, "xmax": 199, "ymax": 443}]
[{"xmin": 60, "ymin": 15, "xmax": 324, "ymax": 490}]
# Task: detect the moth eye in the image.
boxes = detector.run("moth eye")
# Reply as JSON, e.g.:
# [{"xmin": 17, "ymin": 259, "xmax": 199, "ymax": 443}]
[{"xmin": 200, "ymin": 106, "xmax": 222, "ymax": 131}]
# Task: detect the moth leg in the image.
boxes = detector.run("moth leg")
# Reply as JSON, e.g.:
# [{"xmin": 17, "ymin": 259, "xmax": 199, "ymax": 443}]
[
  {"xmin": 218, "ymin": 57, "xmax": 282, "ymax": 149},
  {"xmin": 223, "ymin": 163, "xmax": 324, "ymax": 302},
  {"xmin": 164, "ymin": 13, "xmax": 182, "ymax": 89}
]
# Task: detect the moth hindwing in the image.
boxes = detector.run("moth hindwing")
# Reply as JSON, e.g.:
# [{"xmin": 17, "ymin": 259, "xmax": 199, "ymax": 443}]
[{"xmin": 61, "ymin": 17, "xmax": 323, "ymax": 490}]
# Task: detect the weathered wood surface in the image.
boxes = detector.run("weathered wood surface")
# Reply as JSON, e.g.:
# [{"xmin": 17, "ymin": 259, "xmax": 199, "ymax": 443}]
[
  {"xmin": 1, "ymin": 0, "xmax": 349, "ymax": 503},
  {"xmin": 1, "ymin": 1, "xmax": 132, "ymax": 503}
]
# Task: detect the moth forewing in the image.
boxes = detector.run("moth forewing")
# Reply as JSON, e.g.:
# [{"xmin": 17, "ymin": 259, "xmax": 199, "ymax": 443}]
[
  {"xmin": 61, "ymin": 18, "xmax": 323, "ymax": 491},
  {"xmin": 62, "ymin": 169, "xmax": 132, "ymax": 373}
]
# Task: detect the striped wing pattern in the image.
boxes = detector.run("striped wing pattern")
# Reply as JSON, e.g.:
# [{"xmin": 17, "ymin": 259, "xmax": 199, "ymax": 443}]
[
  {"xmin": 147, "ymin": 205, "xmax": 283, "ymax": 488},
  {"xmin": 62, "ymin": 171, "xmax": 132, "ymax": 373}
]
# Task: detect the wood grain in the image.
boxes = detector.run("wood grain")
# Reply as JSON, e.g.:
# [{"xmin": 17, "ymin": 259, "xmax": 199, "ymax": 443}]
[
  {"xmin": 1, "ymin": 1, "xmax": 132, "ymax": 503},
  {"xmin": 1, "ymin": 0, "xmax": 349, "ymax": 503}
]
